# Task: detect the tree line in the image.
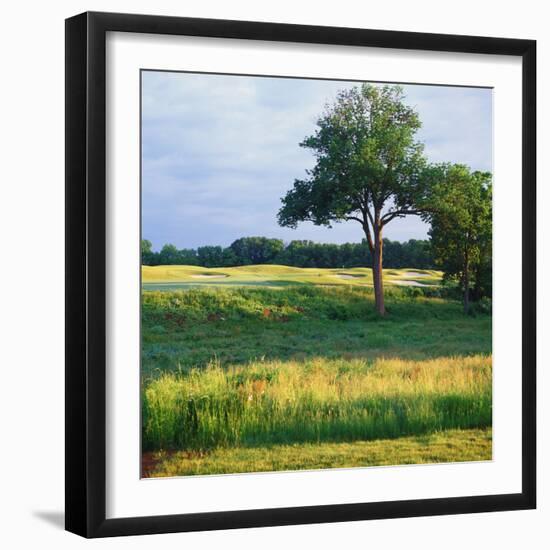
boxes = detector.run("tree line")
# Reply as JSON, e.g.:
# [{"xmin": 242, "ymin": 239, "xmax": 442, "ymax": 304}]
[{"xmin": 141, "ymin": 236, "xmax": 436, "ymax": 270}]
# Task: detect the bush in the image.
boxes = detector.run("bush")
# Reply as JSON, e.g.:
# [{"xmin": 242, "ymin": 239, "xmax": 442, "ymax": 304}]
[{"xmin": 469, "ymin": 297, "xmax": 492, "ymax": 316}]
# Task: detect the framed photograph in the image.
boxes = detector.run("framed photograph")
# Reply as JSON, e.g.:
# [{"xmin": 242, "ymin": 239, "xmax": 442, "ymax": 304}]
[{"xmin": 65, "ymin": 11, "xmax": 536, "ymax": 538}]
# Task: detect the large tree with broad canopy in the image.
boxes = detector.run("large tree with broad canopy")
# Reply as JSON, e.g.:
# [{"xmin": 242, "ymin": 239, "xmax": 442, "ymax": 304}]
[{"xmin": 278, "ymin": 84, "xmax": 429, "ymax": 315}]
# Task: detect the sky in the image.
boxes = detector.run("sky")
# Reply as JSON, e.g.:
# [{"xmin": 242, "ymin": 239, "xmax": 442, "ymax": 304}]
[{"xmin": 141, "ymin": 71, "xmax": 492, "ymax": 251}]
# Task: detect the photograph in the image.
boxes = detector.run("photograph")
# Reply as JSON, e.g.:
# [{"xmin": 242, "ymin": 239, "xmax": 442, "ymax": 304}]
[
  {"xmin": 139, "ymin": 70, "xmax": 493, "ymax": 478},
  {"xmin": 0, "ymin": 0, "xmax": 542, "ymax": 544}
]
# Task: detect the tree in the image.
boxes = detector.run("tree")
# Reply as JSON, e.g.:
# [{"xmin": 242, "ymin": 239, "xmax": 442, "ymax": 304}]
[
  {"xmin": 197, "ymin": 245, "xmax": 226, "ymax": 267},
  {"xmin": 401, "ymin": 239, "xmax": 435, "ymax": 269},
  {"xmin": 158, "ymin": 244, "xmax": 181, "ymax": 265},
  {"xmin": 229, "ymin": 237, "xmax": 284, "ymax": 265},
  {"xmin": 424, "ymin": 164, "xmax": 492, "ymax": 313},
  {"xmin": 141, "ymin": 239, "xmax": 158, "ymax": 265},
  {"xmin": 278, "ymin": 84, "xmax": 428, "ymax": 314},
  {"xmin": 177, "ymin": 248, "xmax": 199, "ymax": 265},
  {"xmin": 141, "ymin": 239, "xmax": 152, "ymax": 255}
]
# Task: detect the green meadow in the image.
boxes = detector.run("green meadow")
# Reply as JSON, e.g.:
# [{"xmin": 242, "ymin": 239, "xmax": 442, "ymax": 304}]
[
  {"xmin": 142, "ymin": 264, "xmax": 443, "ymax": 290},
  {"xmin": 141, "ymin": 265, "xmax": 492, "ymax": 477}
]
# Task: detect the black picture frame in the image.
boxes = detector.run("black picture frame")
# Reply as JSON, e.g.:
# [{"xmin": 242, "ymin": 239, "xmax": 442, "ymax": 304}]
[{"xmin": 65, "ymin": 11, "xmax": 536, "ymax": 538}]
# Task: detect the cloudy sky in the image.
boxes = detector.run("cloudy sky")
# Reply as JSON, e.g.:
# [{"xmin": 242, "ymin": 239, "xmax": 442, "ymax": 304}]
[{"xmin": 142, "ymin": 71, "xmax": 492, "ymax": 251}]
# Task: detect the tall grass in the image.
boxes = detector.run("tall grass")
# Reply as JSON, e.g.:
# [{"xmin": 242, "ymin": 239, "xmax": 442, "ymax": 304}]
[
  {"xmin": 141, "ymin": 285, "xmax": 491, "ymax": 376},
  {"xmin": 142, "ymin": 284, "xmax": 466, "ymax": 327},
  {"xmin": 142, "ymin": 354, "xmax": 491, "ymax": 451}
]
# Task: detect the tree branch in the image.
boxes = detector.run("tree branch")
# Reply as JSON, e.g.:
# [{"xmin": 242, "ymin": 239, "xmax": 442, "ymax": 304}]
[
  {"xmin": 359, "ymin": 199, "xmax": 376, "ymax": 253},
  {"xmin": 381, "ymin": 209, "xmax": 422, "ymax": 226},
  {"xmin": 363, "ymin": 216, "xmax": 374, "ymax": 253},
  {"xmin": 365, "ymin": 204, "xmax": 375, "ymax": 228},
  {"xmin": 344, "ymin": 214, "xmax": 374, "ymax": 253},
  {"xmin": 344, "ymin": 215, "xmax": 365, "ymax": 224}
]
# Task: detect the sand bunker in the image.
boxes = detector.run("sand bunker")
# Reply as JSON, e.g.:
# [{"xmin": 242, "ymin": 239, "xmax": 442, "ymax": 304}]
[
  {"xmin": 335, "ymin": 273, "xmax": 365, "ymax": 279},
  {"xmin": 392, "ymin": 280, "xmax": 430, "ymax": 287},
  {"xmin": 190, "ymin": 274, "xmax": 228, "ymax": 279},
  {"xmin": 400, "ymin": 271, "xmax": 431, "ymax": 278}
]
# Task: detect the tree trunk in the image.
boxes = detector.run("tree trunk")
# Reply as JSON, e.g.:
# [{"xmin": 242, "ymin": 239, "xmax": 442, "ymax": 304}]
[
  {"xmin": 463, "ymin": 249, "xmax": 470, "ymax": 314},
  {"xmin": 372, "ymin": 228, "xmax": 385, "ymax": 316}
]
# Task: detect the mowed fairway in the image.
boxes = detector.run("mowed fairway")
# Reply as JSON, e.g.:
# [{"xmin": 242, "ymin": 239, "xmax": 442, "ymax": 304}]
[
  {"xmin": 141, "ymin": 265, "xmax": 492, "ymax": 476},
  {"xmin": 142, "ymin": 264, "xmax": 443, "ymax": 290}
]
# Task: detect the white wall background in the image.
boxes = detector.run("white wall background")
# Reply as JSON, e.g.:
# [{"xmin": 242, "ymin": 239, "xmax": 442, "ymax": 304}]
[{"xmin": 0, "ymin": 1, "xmax": 546, "ymax": 548}]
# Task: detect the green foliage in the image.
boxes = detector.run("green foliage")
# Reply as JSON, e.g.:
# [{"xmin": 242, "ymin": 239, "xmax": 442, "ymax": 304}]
[
  {"xmin": 197, "ymin": 245, "xmax": 237, "ymax": 267},
  {"xmin": 424, "ymin": 164, "xmax": 492, "ymax": 309},
  {"xmin": 141, "ymin": 239, "xmax": 156, "ymax": 266},
  {"xmin": 156, "ymin": 243, "xmax": 198, "ymax": 266},
  {"xmin": 141, "ymin": 239, "xmax": 152, "ymax": 255},
  {"xmin": 277, "ymin": 84, "xmax": 427, "ymax": 230},
  {"xmin": 275, "ymin": 238, "xmax": 435, "ymax": 269},
  {"xmin": 229, "ymin": 236, "xmax": 284, "ymax": 265},
  {"xmin": 276, "ymin": 83, "xmax": 438, "ymax": 314},
  {"xmin": 141, "ymin": 237, "xmax": 436, "ymax": 269},
  {"xmin": 468, "ymin": 297, "xmax": 493, "ymax": 316},
  {"xmin": 142, "ymin": 284, "xmax": 454, "ymax": 326}
]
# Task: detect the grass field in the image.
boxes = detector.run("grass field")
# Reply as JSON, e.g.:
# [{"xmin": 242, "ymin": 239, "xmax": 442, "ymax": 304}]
[
  {"xmin": 141, "ymin": 264, "xmax": 492, "ymax": 476},
  {"xmin": 142, "ymin": 265, "xmax": 443, "ymax": 290},
  {"xmin": 144, "ymin": 428, "xmax": 492, "ymax": 477}
]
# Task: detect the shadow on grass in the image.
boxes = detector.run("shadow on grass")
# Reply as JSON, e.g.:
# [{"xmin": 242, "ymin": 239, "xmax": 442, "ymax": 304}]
[
  {"xmin": 142, "ymin": 315, "xmax": 492, "ymax": 377},
  {"xmin": 141, "ymin": 285, "xmax": 492, "ymax": 376}
]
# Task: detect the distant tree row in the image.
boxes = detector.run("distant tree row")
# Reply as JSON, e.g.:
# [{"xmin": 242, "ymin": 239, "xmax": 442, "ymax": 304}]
[{"xmin": 141, "ymin": 236, "xmax": 436, "ymax": 270}]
